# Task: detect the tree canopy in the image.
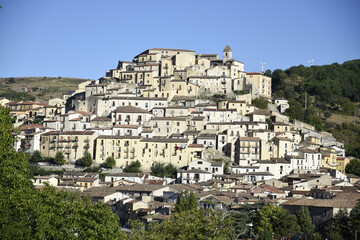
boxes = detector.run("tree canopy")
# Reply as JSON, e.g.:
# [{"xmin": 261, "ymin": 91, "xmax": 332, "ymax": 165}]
[
  {"xmin": 253, "ymin": 203, "xmax": 300, "ymax": 239},
  {"xmin": 175, "ymin": 190, "xmax": 198, "ymax": 213},
  {"xmin": 123, "ymin": 160, "xmax": 142, "ymax": 173},
  {"xmin": 54, "ymin": 151, "xmax": 66, "ymax": 165},
  {"xmin": 0, "ymin": 106, "xmax": 125, "ymax": 239},
  {"xmin": 151, "ymin": 162, "xmax": 177, "ymax": 178},
  {"xmin": 102, "ymin": 156, "xmax": 116, "ymax": 169},
  {"xmin": 253, "ymin": 97, "xmax": 269, "ymax": 109},
  {"xmin": 30, "ymin": 150, "xmax": 43, "ymax": 162},
  {"xmin": 296, "ymin": 206, "xmax": 316, "ymax": 239},
  {"xmin": 80, "ymin": 152, "xmax": 93, "ymax": 167}
]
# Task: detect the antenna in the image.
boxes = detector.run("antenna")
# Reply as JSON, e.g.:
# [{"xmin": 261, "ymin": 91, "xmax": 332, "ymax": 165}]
[
  {"xmin": 308, "ymin": 59, "xmax": 314, "ymax": 66},
  {"xmin": 259, "ymin": 62, "xmax": 266, "ymax": 73}
]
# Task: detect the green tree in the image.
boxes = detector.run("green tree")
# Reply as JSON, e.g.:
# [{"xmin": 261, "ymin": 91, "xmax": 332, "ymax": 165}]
[
  {"xmin": 326, "ymin": 208, "xmax": 352, "ymax": 240},
  {"xmin": 123, "ymin": 160, "xmax": 141, "ymax": 173},
  {"xmin": 131, "ymin": 208, "xmax": 235, "ymax": 240},
  {"xmin": 54, "ymin": 151, "xmax": 66, "ymax": 165},
  {"xmin": 175, "ymin": 190, "xmax": 198, "ymax": 213},
  {"xmin": 151, "ymin": 162, "xmax": 166, "ymax": 177},
  {"xmin": 230, "ymin": 212, "xmax": 252, "ymax": 239},
  {"xmin": 30, "ymin": 150, "xmax": 43, "ymax": 162},
  {"xmin": 0, "ymin": 106, "xmax": 125, "ymax": 239},
  {"xmin": 253, "ymin": 203, "xmax": 300, "ymax": 239},
  {"xmin": 265, "ymin": 118, "xmax": 273, "ymax": 130},
  {"xmin": 345, "ymin": 158, "xmax": 360, "ymax": 176},
  {"xmin": 151, "ymin": 162, "xmax": 177, "ymax": 178},
  {"xmin": 349, "ymin": 202, "xmax": 360, "ymax": 239},
  {"xmin": 103, "ymin": 156, "xmax": 116, "ymax": 168},
  {"xmin": 164, "ymin": 163, "xmax": 177, "ymax": 178},
  {"xmin": 296, "ymin": 206, "xmax": 316, "ymax": 239},
  {"xmin": 80, "ymin": 152, "xmax": 93, "ymax": 167},
  {"xmin": 286, "ymin": 99, "xmax": 305, "ymax": 121},
  {"xmin": 253, "ymin": 97, "xmax": 268, "ymax": 109}
]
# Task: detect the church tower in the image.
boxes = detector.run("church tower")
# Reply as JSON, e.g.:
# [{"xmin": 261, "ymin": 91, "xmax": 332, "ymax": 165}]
[{"xmin": 223, "ymin": 45, "xmax": 232, "ymax": 63}]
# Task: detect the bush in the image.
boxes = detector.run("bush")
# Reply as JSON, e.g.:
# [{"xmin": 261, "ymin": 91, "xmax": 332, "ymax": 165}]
[
  {"xmin": 123, "ymin": 160, "xmax": 141, "ymax": 173},
  {"xmin": 54, "ymin": 152, "xmax": 66, "ymax": 165},
  {"xmin": 253, "ymin": 97, "xmax": 269, "ymax": 109},
  {"xmin": 30, "ymin": 150, "xmax": 43, "ymax": 162},
  {"xmin": 102, "ymin": 157, "xmax": 116, "ymax": 169},
  {"xmin": 80, "ymin": 152, "xmax": 93, "ymax": 167},
  {"xmin": 151, "ymin": 163, "xmax": 177, "ymax": 178}
]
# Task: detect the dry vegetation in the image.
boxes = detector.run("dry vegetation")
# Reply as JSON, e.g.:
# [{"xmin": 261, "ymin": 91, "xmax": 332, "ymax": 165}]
[{"xmin": 0, "ymin": 77, "xmax": 92, "ymax": 102}]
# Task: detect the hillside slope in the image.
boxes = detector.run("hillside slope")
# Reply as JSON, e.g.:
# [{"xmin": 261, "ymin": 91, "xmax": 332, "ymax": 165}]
[{"xmin": 0, "ymin": 77, "xmax": 92, "ymax": 102}]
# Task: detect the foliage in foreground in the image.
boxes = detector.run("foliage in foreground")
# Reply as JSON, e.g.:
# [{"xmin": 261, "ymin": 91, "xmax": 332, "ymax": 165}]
[
  {"xmin": 253, "ymin": 203, "xmax": 300, "ymax": 239},
  {"xmin": 0, "ymin": 106, "xmax": 124, "ymax": 239},
  {"xmin": 130, "ymin": 190, "xmax": 235, "ymax": 240},
  {"xmin": 326, "ymin": 205, "xmax": 360, "ymax": 240}
]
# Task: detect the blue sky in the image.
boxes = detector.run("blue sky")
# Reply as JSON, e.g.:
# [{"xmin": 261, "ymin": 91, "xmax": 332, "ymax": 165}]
[{"xmin": 0, "ymin": 0, "xmax": 359, "ymax": 79}]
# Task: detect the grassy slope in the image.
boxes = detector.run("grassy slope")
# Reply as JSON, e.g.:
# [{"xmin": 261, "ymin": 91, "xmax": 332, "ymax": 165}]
[{"xmin": 0, "ymin": 77, "xmax": 93, "ymax": 102}]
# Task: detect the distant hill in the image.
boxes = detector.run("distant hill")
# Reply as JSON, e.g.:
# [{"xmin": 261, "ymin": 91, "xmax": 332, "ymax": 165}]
[
  {"xmin": 0, "ymin": 77, "xmax": 93, "ymax": 102},
  {"xmin": 267, "ymin": 59, "xmax": 360, "ymax": 116},
  {"xmin": 266, "ymin": 60, "xmax": 360, "ymax": 157}
]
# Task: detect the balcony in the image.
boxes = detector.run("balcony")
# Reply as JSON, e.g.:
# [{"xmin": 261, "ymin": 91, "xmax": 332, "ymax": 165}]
[
  {"xmin": 71, "ymin": 138, "xmax": 78, "ymax": 142},
  {"xmin": 130, "ymin": 148, "xmax": 135, "ymax": 153},
  {"xmin": 124, "ymin": 148, "xmax": 129, "ymax": 153},
  {"xmin": 84, "ymin": 139, "xmax": 90, "ymax": 143},
  {"xmin": 84, "ymin": 145, "xmax": 90, "ymax": 150},
  {"xmin": 59, "ymin": 139, "xmax": 70, "ymax": 142},
  {"xmin": 124, "ymin": 143, "xmax": 129, "ymax": 147},
  {"xmin": 72, "ymin": 144, "xmax": 78, "ymax": 149}
]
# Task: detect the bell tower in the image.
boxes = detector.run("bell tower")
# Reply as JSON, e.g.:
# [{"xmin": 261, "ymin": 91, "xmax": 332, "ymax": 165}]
[{"xmin": 223, "ymin": 45, "xmax": 232, "ymax": 63}]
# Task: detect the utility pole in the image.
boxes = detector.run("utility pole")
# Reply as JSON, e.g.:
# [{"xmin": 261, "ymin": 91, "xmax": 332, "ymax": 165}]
[{"xmin": 354, "ymin": 106, "xmax": 356, "ymax": 124}]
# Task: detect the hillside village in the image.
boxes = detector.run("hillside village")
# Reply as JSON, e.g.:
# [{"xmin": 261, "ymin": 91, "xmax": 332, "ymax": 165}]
[{"xmin": 3, "ymin": 46, "xmax": 360, "ymax": 230}]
